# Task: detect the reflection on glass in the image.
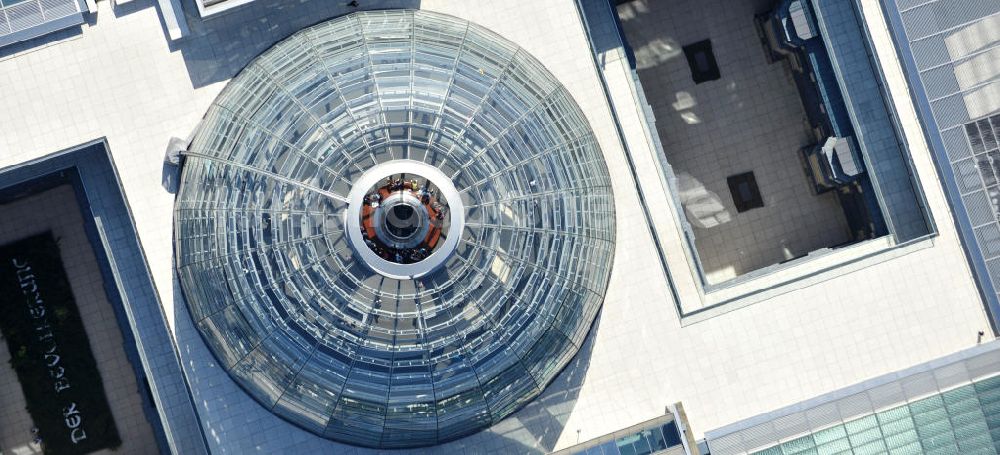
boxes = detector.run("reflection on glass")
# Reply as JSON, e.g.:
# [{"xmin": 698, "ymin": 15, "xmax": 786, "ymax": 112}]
[
  {"xmin": 750, "ymin": 376, "xmax": 1000, "ymax": 455},
  {"xmin": 565, "ymin": 417, "xmax": 684, "ymax": 455},
  {"xmin": 175, "ymin": 9, "xmax": 614, "ymax": 449}
]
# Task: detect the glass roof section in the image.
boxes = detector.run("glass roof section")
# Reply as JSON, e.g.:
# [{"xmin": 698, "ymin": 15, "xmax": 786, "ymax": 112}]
[{"xmin": 173, "ymin": 10, "xmax": 615, "ymax": 449}]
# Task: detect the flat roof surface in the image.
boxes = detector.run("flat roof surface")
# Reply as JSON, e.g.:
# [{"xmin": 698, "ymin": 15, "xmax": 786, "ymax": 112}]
[
  {"xmin": 880, "ymin": 0, "xmax": 1000, "ymax": 332},
  {"xmin": 0, "ymin": 0, "xmax": 993, "ymax": 452}
]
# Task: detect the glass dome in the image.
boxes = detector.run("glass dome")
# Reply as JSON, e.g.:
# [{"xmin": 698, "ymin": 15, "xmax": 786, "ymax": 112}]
[{"xmin": 174, "ymin": 9, "xmax": 615, "ymax": 449}]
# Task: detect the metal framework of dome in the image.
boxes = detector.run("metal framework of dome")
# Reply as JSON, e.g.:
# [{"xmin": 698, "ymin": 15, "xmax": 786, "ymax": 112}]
[{"xmin": 174, "ymin": 9, "xmax": 615, "ymax": 448}]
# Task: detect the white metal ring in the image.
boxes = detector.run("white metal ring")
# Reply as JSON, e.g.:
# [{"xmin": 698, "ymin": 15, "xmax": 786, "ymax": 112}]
[{"xmin": 345, "ymin": 160, "xmax": 465, "ymax": 280}]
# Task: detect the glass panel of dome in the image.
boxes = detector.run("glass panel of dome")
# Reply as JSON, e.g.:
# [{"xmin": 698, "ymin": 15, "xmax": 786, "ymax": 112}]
[
  {"xmin": 175, "ymin": 10, "xmax": 612, "ymax": 448},
  {"xmin": 197, "ymin": 305, "xmax": 259, "ymax": 367},
  {"xmin": 434, "ymin": 383, "xmax": 491, "ymax": 441},
  {"xmin": 274, "ymin": 369, "xmax": 339, "ymax": 434}
]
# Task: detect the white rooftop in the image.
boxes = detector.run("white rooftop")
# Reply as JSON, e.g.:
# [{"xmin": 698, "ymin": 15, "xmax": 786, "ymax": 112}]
[{"xmin": 0, "ymin": 0, "xmax": 992, "ymax": 452}]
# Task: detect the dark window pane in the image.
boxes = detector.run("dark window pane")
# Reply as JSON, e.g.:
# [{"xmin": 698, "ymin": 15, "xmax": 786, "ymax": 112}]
[
  {"xmin": 990, "ymin": 151, "xmax": 1000, "ymax": 187},
  {"xmin": 662, "ymin": 421, "xmax": 683, "ymax": 447},
  {"xmin": 990, "ymin": 115, "xmax": 1000, "ymax": 149},
  {"xmin": 615, "ymin": 437, "xmax": 638, "ymax": 455},
  {"xmin": 977, "ymin": 155, "xmax": 997, "ymax": 186},
  {"xmin": 968, "ymin": 123, "xmax": 986, "ymax": 154},
  {"xmin": 979, "ymin": 119, "xmax": 997, "ymax": 150},
  {"xmin": 988, "ymin": 186, "xmax": 1000, "ymax": 219},
  {"xmin": 632, "ymin": 432, "xmax": 654, "ymax": 455},
  {"xmin": 646, "ymin": 427, "xmax": 669, "ymax": 451}
]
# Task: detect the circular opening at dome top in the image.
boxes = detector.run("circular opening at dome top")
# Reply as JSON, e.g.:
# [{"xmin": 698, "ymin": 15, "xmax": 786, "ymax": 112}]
[
  {"xmin": 358, "ymin": 172, "xmax": 452, "ymax": 265},
  {"xmin": 346, "ymin": 161, "xmax": 463, "ymax": 279}
]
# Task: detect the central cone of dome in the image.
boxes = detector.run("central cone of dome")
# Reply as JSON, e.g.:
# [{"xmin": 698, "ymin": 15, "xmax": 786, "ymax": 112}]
[
  {"xmin": 174, "ymin": 9, "xmax": 615, "ymax": 449},
  {"xmin": 386, "ymin": 205, "xmax": 417, "ymax": 238}
]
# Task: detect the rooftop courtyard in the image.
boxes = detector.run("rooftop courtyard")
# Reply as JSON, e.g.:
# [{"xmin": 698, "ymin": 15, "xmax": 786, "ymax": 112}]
[
  {"xmin": 615, "ymin": 0, "xmax": 921, "ymax": 286},
  {"xmin": 0, "ymin": 184, "xmax": 157, "ymax": 455}
]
